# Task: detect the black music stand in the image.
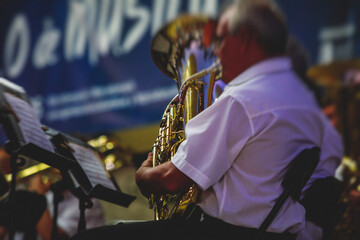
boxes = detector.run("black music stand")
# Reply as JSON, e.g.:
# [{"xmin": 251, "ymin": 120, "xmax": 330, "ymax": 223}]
[
  {"xmin": 50, "ymin": 131, "xmax": 135, "ymax": 204},
  {"xmin": 0, "ymin": 78, "xmax": 77, "ymax": 184},
  {"xmin": 0, "ymin": 78, "xmax": 135, "ymax": 238},
  {"xmin": 41, "ymin": 127, "xmax": 135, "ymax": 239},
  {"xmin": 0, "ymin": 78, "xmax": 77, "ymax": 240},
  {"xmin": 49, "ymin": 131, "xmax": 136, "ymax": 232}
]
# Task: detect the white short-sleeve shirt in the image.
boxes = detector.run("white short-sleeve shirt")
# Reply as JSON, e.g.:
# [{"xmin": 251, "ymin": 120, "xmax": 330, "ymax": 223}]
[{"xmin": 171, "ymin": 57, "xmax": 343, "ymax": 237}]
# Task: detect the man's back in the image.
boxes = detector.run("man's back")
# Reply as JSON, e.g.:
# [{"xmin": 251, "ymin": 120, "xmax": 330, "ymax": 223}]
[{"xmin": 177, "ymin": 57, "xmax": 343, "ymax": 234}]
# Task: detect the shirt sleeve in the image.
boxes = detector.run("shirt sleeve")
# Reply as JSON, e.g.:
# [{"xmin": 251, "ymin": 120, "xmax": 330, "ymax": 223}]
[{"xmin": 171, "ymin": 94, "xmax": 253, "ymax": 190}]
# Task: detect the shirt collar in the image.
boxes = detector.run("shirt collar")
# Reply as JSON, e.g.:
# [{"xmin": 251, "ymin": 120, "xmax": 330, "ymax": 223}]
[{"xmin": 226, "ymin": 57, "xmax": 292, "ymax": 88}]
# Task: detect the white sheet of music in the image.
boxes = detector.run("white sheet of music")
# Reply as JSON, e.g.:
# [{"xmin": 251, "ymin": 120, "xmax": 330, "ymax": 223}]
[
  {"xmin": 68, "ymin": 142, "xmax": 116, "ymax": 190},
  {"xmin": 3, "ymin": 92, "xmax": 55, "ymax": 153}
]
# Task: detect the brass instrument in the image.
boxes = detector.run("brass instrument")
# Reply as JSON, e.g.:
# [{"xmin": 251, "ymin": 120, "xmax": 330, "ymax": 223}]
[
  {"xmin": 4, "ymin": 161, "xmax": 61, "ymax": 188},
  {"xmin": 150, "ymin": 15, "xmax": 222, "ymax": 220},
  {"xmin": 88, "ymin": 135, "xmax": 134, "ymax": 171}
]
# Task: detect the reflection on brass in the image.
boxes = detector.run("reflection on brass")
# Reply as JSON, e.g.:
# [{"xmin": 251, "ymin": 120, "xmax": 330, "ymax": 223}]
[
  {"xmin": 334, "ymin": 156, "xmax": 360, "ymax": 240},
  {"xmin": 150, "ymin": 15, "xmax": 222, "ymax": 220},
  {"xmin": 5, "ymin": 163, "xmax": 51, "ymax": 182},
  {"xmin": 184, "ymin": 54, "xmax": 198, "ymax": 125},
  {"xmin": 5, "ymin": 163, "xmax": 61, "ymax": 187},
  {"xmin": 88, "ymin": 135, "xmax": 133, "ymax": 171},
  {"xmin": 151, "ymin": 15, "xmax": 209, "ymax": 81}
]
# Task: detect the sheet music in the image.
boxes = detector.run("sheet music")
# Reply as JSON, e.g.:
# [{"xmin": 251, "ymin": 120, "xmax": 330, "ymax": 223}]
[
  {"xmin": 3, "ymin": 92, "xmax": 54, "ymax": 153},
  {"xmin": 68, "ymin": 142, "xmax": 116, "ymax": 190}
]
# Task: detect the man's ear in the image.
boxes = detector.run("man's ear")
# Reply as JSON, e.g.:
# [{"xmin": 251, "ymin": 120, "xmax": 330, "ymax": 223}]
[{"xmin": 236, "ymin": 27, "xmax": 252, "ymax": 53}]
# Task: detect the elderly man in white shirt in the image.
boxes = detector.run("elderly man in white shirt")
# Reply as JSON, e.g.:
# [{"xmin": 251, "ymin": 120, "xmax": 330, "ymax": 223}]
[
  {"xmin": 71, "ymin": 1, "xmax": 343, "ymax": 240},
  {"xmin": 137, "ymin": 0, "xmax": 343, "ymax": 238}
]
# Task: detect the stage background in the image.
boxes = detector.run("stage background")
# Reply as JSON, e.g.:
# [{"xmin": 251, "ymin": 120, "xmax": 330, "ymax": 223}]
[{"xmin": 0, "ymin": 0, "xmax": 359, "ymax": 142}]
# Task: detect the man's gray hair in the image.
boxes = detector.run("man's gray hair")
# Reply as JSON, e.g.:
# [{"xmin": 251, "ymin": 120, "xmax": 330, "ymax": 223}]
[{"xmin": 227, "ymin": 0, "xmax": 288, "ymax": 55}]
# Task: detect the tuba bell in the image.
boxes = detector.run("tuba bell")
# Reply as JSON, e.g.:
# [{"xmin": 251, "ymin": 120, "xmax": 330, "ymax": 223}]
[{"xmin": 150, "ymin": 15, "xmax": 222, "ymax": 220}]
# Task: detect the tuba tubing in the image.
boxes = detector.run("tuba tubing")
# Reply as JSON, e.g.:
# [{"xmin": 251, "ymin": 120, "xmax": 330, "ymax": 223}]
[
  {"xmin": 179, "ymin": 59, "xmax": 222, "ymax": 104},
  {"xmin": 183, "ymin": 59, "xmax": 222, "ymax": 84},
  {"xmin": 150, "ymin": 15, "xmax": 222, "ymax": 220}
]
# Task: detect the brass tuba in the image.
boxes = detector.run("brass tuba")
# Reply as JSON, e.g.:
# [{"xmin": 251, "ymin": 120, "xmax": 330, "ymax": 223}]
[{"xmin": 150, "ymin": 15, "xmax": 222, "ymax": 220}]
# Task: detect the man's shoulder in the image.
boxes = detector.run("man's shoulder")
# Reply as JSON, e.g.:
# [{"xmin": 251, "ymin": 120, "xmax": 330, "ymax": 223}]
[{"xmin": 227, "ymin": 72, "xmax": 318, "ymax": 112}]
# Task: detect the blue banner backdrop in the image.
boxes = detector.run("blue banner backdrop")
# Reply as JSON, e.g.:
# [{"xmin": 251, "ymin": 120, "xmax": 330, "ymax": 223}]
[{"xmin": 0, "ymin": 0, "xmax": 359, "ymax": 137}]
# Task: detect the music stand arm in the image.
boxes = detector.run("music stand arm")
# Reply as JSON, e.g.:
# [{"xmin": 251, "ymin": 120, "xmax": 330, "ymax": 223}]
[
  {"xmin": 7, "ymin": 143, "xmax": 24, "ymax": 240},
  {"xmin": 50, "ymin": 180, "xmax": 66, "ymax": 240},
  {"xmin": 77, "ymin": 197, "xmax": 93, "ymax": 233}
]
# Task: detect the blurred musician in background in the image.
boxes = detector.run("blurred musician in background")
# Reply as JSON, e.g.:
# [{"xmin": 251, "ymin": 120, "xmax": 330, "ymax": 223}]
[
  {"xmin": 0, "ymin": 148, "xmax": 47, "ymax": 240},
  {"xmin": 71, "ymin": 0, "xmax": 343, "ymax": 240},
  {"xmin": 285, "ymin": 35, "xmax": 324, "ymax": 107},
  {"xmin": 286, "ymin": 34, "xmax": 360, "ymax": 238},
  {"xmin": 0, "ymin": 146, "xmax": 105, "ymax": 240},
  {"xmin": 27, "ymin": 173, "xmax": 105, "ymax": 240},
  {"xmin": 0, "ymin": 152, "xmax": 9, "ymax": 240},
  {"xmin": 325, "ymin": 68, "xmax": 360, "ymax": 240}
]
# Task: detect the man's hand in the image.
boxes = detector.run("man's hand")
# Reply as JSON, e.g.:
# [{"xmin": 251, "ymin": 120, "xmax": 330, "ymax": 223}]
[
  {"xmin": 135, "ymin": 152, "xmax": 153, "ymax": 197},
  {"xmin": 140, "ymin": 152, "xmax": 153, "ymax": 168},
  {"xmin": 135, "ymin": 152, "xmax": 195, "ymax": 198}
]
